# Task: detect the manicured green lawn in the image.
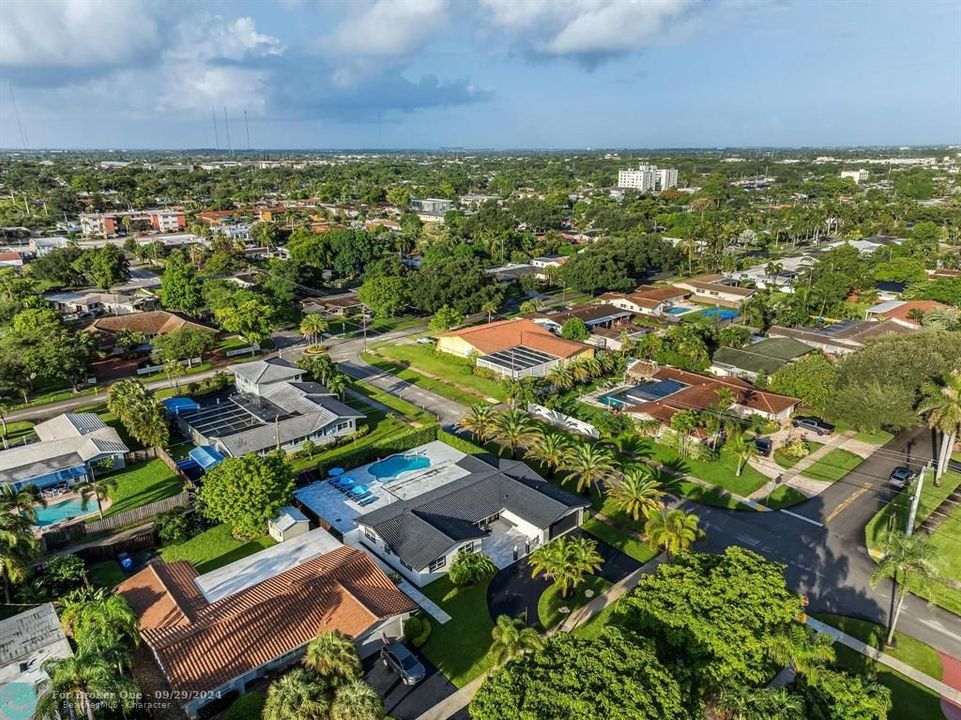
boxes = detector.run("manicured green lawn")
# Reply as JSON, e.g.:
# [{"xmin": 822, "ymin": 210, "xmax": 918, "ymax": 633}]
[
  {"xmin": 762, "ymin": 484, "xmax": 809, "ymax": 509},
  {"xmin": 812, "ymin": 613, "xmax": 946, "ymax": 720},
  {"xmin": 582, "ymin": 517, "xmax": 659, "ymax": 564},
  {"xmin": 160, "ymin": 524, "xmax": 275, "ymax": 574},
  {"xmin": 537, "ymin": 575, "xmax": 612, "ymax": 630},
  {"xmin": 105, "ymin": 459, "xmax": 184, "ymax": 516},
  {"xmin": 774, "ymin": 441, "xmax": 825, "ymax": 469},
  {"xmin": 801, "ymin": 448, "xmax": 864, "ymax": 483},
  {"xmin": 649, "ymin": 441, "xmax": 770, "ymax": 498},
  {"xmin": 362, "ymin": 352, "xmax": 487, "ymax": 407},
  {"xmin": 88, "ymin": 559, "xmax": 126, "ymax": 588},
  {"xmin": 371, "ymin": 342, "xmax": 507, "ymax": 401},
  {"xmin": 2, "ymin": 420, "xmax": 35, "ymax": 445},
  {"xmin": 854, "ymin": 429, "xmax": 896, "ymax": 446},
  {"xmin": 419, "ymin": 575, "xmax": 496, "ymax": 687},
  {"xmin": 349, "ymin": 380, "xmax": 436, "ymax": 424}
]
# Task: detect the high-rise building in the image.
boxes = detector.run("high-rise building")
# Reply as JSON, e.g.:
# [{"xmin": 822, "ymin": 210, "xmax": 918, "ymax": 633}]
[
  {"xmin": 617, "ymin": 164, "xmax": 678, "ymax": 192},
  {"xmin": 840, "ymin": 169, "xmax": 869, "ymax": 184}
]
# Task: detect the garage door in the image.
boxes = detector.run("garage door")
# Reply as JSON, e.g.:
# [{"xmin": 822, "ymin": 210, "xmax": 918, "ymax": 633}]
[{"xmin": 549, "ymin": 512, "xmax": 578, "ymax": 540}]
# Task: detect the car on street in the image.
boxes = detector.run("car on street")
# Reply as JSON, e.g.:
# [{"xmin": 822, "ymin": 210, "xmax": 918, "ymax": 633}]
[
  {"xmin": 792, "ymin": 416, "xmax": 835, "ymax": 436},
  {"xmin": 380, "ymin": 640, "xmax": 426, "ymax": 686},
  {"xmin": 888, "ymin": 466, "xmax": 916, "ymax": 489}
]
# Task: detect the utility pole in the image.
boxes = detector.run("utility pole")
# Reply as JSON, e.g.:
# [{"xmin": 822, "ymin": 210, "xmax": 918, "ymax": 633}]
[
  {"xmin": 211, "ymin": 107, "xmax": 219, "ymax": 150},
  {"xmin": 905, "ymin": 462, "xmax": 930, "ymax": 536},
  {"xmin": 243, "ymin": 110, "xmax": 251, "ymax": 150},
  {"xmin": 223, "ymin": 106, "xmax": 232, "ymax": 154}
]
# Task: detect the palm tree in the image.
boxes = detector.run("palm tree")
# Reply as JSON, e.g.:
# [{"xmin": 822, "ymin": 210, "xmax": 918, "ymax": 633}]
[
  {"xmin": 526, "ymin": 430, "xmax": 569, "ymax": 477},
  {"xmin": 518, "ymin": 298, "xmax": 542, "ymax": 315},
  {"xmin": 330, "ymin": 679, "xmax": 383, "ymax": 720},
  {"xmin": 326, "ymin": 373, "xmax": 349, "ymax": 400},
  {"xmin": 529, "ymin": 535, "xmax": 602, "ymax": 598},
  {"xmin": 870, "ymin": 532, "xmax": 941, "ymax": 646},
  {"xmin": 716, "ymin": 686, "xmax": 806, "ymax": 720},
  {"xmin": 457, "ymin": 404, "xmax": 498, "ymax": 444},
  {"xmin": 303, "ymin": 631, "xmax": 362, "ymax": 687},
  {"xmin": 62, "ymin": 594, "xmax": 140, "ymax": 656},
  {"xmin": 644, "ymin": 507, "xmax": 704, "ymax": 561},
  {"xmin": 494, "ymin": 409, "xmax": 537, "ymax": 459},
  {"xmin": 727, "ymin": 428, "xmax": 759, "ymax": 477},
  {"xmin": 0, "ymin": 401, "xmax": 9, "ymax": 448},
  {"xmin": 917, "ymin": 370, "xmax": 961, "ymax": 485},
  {"xmin": 79, "ymin": 475, "xmax": 118, "ymax": 521},
  {"xmin": 0, "ymin": 512, "xmax": 37, "ymax": 603},
  {"xmin": 608, "ymin": 466, "xmax": 664, "ymax": 521},
  {"xmin": 766, "ymin": 624, "xmax": 835, "ymax": 685},
  {"xmin": 263, "ymin": 668, "xmax": 329, "ymax": 720},
  {"xmin": 490, "ymin": 614, "xmax": 545, "ymax": 664},
  {"xmin": 34, "ymin": 651, "xmax": 139, "ymax": 720},
  {"xmin": 547, "ymin": 365, "xmax": 575, "ymax": 391},
  {"xmin": 670, "ymin": 409, "xmax": 699, "ymax": 458},
  {"xmin": 481, "ymin": 299, "xmax": 499, "ymax": 323},
  {"xmin": 0, "ymin": 483, "xmax": 45, "ymax": 522},
  {"xmin": 300, "ymin": 314, "xmax": 329, "ymax": 348},
  {"xmin": 562, "ymin": 442, "xmax": 615, "ymax": 495}
]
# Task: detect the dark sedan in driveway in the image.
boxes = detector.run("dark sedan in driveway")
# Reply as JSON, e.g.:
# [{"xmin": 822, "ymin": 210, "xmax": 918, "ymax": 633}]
[{"xmin": 792, "ymin": 416, "xmax": 835, "ymax": 436}]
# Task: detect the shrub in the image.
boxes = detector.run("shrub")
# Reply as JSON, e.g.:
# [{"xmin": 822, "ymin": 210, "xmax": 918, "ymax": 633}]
[
  {"xmin": 155, "ymin": 508, "xmax": 192, "ymax": 545},
  {"xmin": 473, "ymin": 366, "xmax": 499, "ymax": 380},
  {"xmin": 413, "ymin": 618, "xmax": 432, "ymax": 647},
  {"xmin": 225, "ymin": 692, "xmax": 264, "ymax": 720},
  {"xmin": 316, "ymin": 424, "xmax": 440, "ymax": 474},
  {"xmin": 776, "ymin": 437, "xmax": 810, "ymax": 460},
  {"xmin": 403, "ymin": 616, "xmax": 423, "ymax": 642},
  {"xmin": 45, "ymin": 554, "xmax": 87, "ymax": 593},
  {"xmin": 437, "ymin": 429, "xmax": 487, "ymax": 455},
  {"xmin": 448, "ymin": 550, "xmax": 497, "ymax": 587}
]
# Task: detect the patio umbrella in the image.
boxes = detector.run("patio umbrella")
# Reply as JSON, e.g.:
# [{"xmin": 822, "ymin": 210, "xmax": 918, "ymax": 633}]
[{"xmin": 328, "ymin": 467, "xmax": 345, "ymax": 477}]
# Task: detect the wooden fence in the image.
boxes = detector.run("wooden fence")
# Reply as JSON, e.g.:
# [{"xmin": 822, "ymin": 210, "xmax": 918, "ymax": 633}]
[
  {"xmin": 124, "ymin": 446, "xmax": 192, "ymax": 485},
  {"xmin": 83, "ymin": 490, "xmax": 191, "ymax": 535}
]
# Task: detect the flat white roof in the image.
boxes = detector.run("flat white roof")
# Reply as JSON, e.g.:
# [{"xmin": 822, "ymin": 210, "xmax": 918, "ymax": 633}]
[
  {"xmin": 0, "ymin": 603, "xmax": 73, "ymax": 686},
  {"xmin": 194, "ymin": 528, "xmax": 342, "ymax": 603}
]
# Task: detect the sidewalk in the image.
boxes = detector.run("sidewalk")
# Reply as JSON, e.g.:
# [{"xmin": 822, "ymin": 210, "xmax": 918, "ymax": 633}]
[{"xmin": 748, "ymin": 430, "xmax": 856, "ymax": 501}]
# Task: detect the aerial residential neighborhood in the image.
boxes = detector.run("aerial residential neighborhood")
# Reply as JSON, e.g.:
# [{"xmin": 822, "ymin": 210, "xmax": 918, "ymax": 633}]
[{"xmin": 0, "ymin": 2, "xmax": 959, "ymax": 720}]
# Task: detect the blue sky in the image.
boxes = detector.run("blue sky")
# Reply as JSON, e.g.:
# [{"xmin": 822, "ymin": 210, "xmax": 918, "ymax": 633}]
[{"xmin": 1, "ymin": 0, "xmax": 958, "ymax": 149}]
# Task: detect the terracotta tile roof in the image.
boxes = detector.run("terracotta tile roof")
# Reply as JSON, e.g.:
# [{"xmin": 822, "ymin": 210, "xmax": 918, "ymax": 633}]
[
  {"xmin": 631, "ymin": 285, "xmax": 690, "ymax": 302},
  {"xmin": 87, "ymin": 310, "xmax": 212, "ymax": 336},
  {"xmin": 876, "ymin": 300, "xmax": 953, "ymax": 326},
  {"xmin": 441, "ymin": 318, "xmax": 589, "ymax": 359},
  {"xmin": 117, "ymin": 547, "xmax": 414, "ymax": 695}
]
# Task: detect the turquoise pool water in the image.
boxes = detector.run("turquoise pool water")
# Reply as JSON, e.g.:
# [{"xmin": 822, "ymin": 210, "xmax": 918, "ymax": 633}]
[
  {"xmin": 665, "ymin": 306, "xmax": 694, "ymax": 315},
  {"xmin": 369, "ymin": 454, "xmax": 431, "ymax": 479},
  {"xmin": 34, "ymin": 497, "xmax": 90, "ymax": 527}
]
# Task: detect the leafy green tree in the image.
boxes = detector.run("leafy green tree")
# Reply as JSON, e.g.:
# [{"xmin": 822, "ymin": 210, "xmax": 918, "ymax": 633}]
[
  {"xmin": 489, "ymin": 614, "xmax": 545, "ymax": 665},
  {"xmin": 27, "ymin": 245, "xmax": 85, "ymax": 286},
  {"xmin": 529, "ymin": 535, "xmax": 602, "ymax": 598},
  {"xmin": 249, "ymin": 220, "xmax": 281, "ymax": 249},
  {"xmin": 469, "ymin": 629, "xmax": 686, "ymax": 720},
  {"xmin": 72, "ymin": 245, "xmax": 129, "ymax": 289},
  {"xmin": 768, "ymin": 352, "xmax": 839, "ymax": 414},
  {"xmin": 151, "ymin": 326, "xmax": 216, "ymax": 367},
  {"xmin": 802, "ymin": 669, "xmax": 891, "ymax": 720},
  {"xmin": 560, "ymin": 317, "xmax": 590, "ymax": 341},
  {"xmin": 303, "ymin": 631, "xmax": 362, "ymax": 687},
  {"xmin": 428, "ymin": 305, "xmax": 464, "ymax": 333},
  {"xmin": 409, "ymin": 255, "xmax": 497, "ymax": 314},
  {"xmin": 448, "ymin": 549, "xmax": 496, "ymax": 587},
  {"xmin": 198, "ymin": 452, "xmax": 295, "ymax": 539},
  {"xmin": 215, "ymin": 297, "xmax": 276, "ymax": 346},
  {"xmin": 160, "ymin": 250, "xmax": 205, "ymax": 314},
  {"xmin": 357, "ymin": 274, "xmax": 407, "ymax": 317}
]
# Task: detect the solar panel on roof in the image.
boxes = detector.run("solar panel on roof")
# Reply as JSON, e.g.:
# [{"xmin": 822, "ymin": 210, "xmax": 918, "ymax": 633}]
[{"xmin": 480, "ymin": 345, "xmax": 559, "ymax": 371}]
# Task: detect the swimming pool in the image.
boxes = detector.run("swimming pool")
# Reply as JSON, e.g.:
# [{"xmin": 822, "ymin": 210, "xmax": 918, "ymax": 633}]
[
  {"xmin": 665, "ymin": 305, "xmax": 696, "ymax": 316},
  {"xmin": 34, "ymin": 497, "xmax": 91, "ymax": 527},
  {"xmin": 368, "ymin": 453, "xmax": 431, "ymax": 480}
]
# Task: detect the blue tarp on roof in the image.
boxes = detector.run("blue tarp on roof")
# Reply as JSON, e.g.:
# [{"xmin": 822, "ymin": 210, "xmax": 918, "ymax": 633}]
[
  {"xmin": 163, "ymin": 397, "xmax": 200, "ymax": 416},
  {"xmin": 189, "ymin": 445, "xmax": 225, "ymax": 470}
]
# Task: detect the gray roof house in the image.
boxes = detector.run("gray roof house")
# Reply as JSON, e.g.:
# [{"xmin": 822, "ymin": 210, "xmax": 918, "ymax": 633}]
[
  {"xmin": 176, "ymin": 358, "xmax": 364, "ymax": 458},
  {"xmin": 356, "ymin": 453, "xmax": 589, "ymax": 586},
  {"xmin": 0, "ymin": 413, "xmax": 128, "ymax": 491},
  {"xmin": 0, "ymin": 603, "xmax": 73, "ymax": 716}
]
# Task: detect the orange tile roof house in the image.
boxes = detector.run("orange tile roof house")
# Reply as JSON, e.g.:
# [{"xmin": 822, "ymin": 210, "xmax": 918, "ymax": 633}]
[
  {"xmin": 86, "ymin": 311, "xmax": 215, "ymax": 350},
  {"xmin": 864, "ymin": 299, "xmax": 956, "ymax": 328},
  {"xmin": 672, "ymin": 274, "xmax": 756, "ymax": 307},
  {"xmin": 118, "ymin": 534, "xmax": 414, "ymax": 718},
  {"xmin": 436, "ymin": 318, "xmax": 593, "ymax": 379},
  {"xmin": 599, "ymin": 284, "xmax": 690, "ymax": 315}
]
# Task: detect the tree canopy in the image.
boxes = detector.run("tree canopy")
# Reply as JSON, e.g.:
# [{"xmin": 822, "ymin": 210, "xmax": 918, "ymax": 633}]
[{"xmin": 199, "ymin": 452, "xmax": 295, "ymax": 539}]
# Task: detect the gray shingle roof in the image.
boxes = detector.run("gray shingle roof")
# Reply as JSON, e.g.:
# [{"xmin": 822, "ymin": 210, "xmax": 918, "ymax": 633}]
[
  {"xmin": 228, "ymin": 357, "xmax": 304, "ymax": 385},
  {"xmin": 357, "ymin": 457, "xmax": 588, "ymax": 570}
]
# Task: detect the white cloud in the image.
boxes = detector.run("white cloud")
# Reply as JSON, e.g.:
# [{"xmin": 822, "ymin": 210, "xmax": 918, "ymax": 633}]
[
  {"xmin": 479, "ymin": 0, "xmax": 698, "ymax": 62},
  {"xmin": 170, "ymin": 15, "xmax": 284, "ymax": 63}
]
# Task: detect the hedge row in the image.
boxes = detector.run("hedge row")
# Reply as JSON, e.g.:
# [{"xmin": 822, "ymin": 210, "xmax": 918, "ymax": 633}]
[{"xmin": 437, "ymin": 429, "xmax": 488, "ymax": 456}]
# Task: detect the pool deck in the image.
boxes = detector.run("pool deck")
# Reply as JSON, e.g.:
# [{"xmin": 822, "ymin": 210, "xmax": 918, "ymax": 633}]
[{"xmin": 33, "ymin": 490, "xmax": 109, "ymax": 530}]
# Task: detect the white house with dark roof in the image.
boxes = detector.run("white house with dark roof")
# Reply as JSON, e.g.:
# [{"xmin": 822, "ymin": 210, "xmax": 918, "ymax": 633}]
[
  {"xmin": 175, "ymin": 358, "xmax": 364, "ymax": 458},
  {"xmin": 0, "ymin": 413, "xmax": 128, "ymax": 491}
]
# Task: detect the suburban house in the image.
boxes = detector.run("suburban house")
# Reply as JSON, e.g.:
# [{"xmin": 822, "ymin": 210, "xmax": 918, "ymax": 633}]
[
  {"xmin": 0, "ymin": 603, "xmax": 73, "ymax": 716},
  {"xmin": 86, "ymin": 310, "xmax": 214, "ymax": 351},
  {"xmin": 710, "ymin": 337, "xmax": 814, "ymax": 381},
  {"xmin": 610, "ymin": 361, "xmax": 799, "ymax": 437},
  {"xmin": 529, "ymin": 303, "xmax": 649, "ymax": 351},
  {"xmin": 0, "ymin": 413, "xmax": 128, "ymax": 492},
  {"xmin": 175, "ymin": 358, "xmax": 364, "ymax": 457},
  {"xmin": 0, "ymin": 250, "xmax": 24, "ymax": 269},
  {"xmin": 436, "ymin": 318, "xmax": 594, "ymax": 379},
  {"xmin": 353, "ymin": 448, "xmax": 589, "ymax": 587},
  {"xmin": 300, "ymin": 290, "xmax": 365, "ymax": 317},
  {"xmin": 531, "ymin": 255, "xmax": 568, "ymax": 279},
  {"xmin": 118, "ymin": 530, "xmax": 414, "ymax": 718},
  {"xmin": 486, "ymin": 262, "xmax": 541, "ymax": 283},
  {"xmin": 827, "ymin": 235, "xmax": 904, "ymax": 255},
  {"xmin": 45, "ymin": 290, "xmax": 145, "ymax": 317},
  {"xmin": 724, "ymin": 255, "xmax": 817, "ymax": 293},
  {"xmin": 864, "ymin": 299, "xmax": 956, "ymax": 328},
  {"xmin": 599, "ymin": 284, "xmax": 690, "ymax": 316},
  {"xmin": 672, "ymin": 274, "xmax": 756, "ymax": 307},
  {"xmin": 767, "ymin": 319, "xmax": 918, "ymax": 355}
]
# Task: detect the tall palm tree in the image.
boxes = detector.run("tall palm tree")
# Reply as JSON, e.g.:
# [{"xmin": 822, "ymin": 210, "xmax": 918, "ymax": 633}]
[
  {"xmin": 870, "ymin": 532, "xmax": 941, "ymax": 645},
  {"xmin": 916, "ymin": 370, "xmax": 961, "ymax": 485},
  {"xmin": 716, "ymin": 686, "xmax": 805, "ymax": 720},
  {"xmin": 526, "ymin": 430, "xmax": 569, "ymax": 477},
  {"xmin": 529, "ymin": 535, "xmax": 602, "ymax": 598},
  {"xmin": 670, "ymin": 409, "xmax": 699, "ymax": 458},
  {"xmin": 766, "ymin": 624, "xmax": 835, "ymax": 685},
  {"xmin": 481, "ymin": 299, "xmax": 499, "ymax": 323},
  {"xmin": 62, "ymin": 594, "xmax": 140, "ymax": 659},
  {"xmin": 0, "ymin": 483, "xmax": 45, "ymax": 522},
  {"xmin": 326, "ymin": 373, "xmax": 349, "ymax": 400},
  {"xmin": 0, "ymin": 512, "xmax": 37, "ymax": 603},
  {"xmin": 79, "ymin": 475, "xmax": 118, "ymax": 521},
  {"xmin": 644, "ymin": 507, "xmax": 704, "ymax": 561},
  {"xmin": 490, "ymin": 614, "xmax": 545, "ymax": 664},
  {"xmin": 494, "ymin": 409, "xmax": 537, "ymax": 459},
  {"xmin": 457, "ymin": 404, "xmax": 498, "ymax": 444},
  {"xmin": 547, "ymin": 365, "xmax": 575, "ymax": 391},
  {"xmin": 34, "ymin": 651, "xmax": 139, "ymax": 720},
  {"xmin": 562, "ymin": 442, "xmax": 615, "ymax": 495},
  {"xmin": 727, "ymin": 428, "xmax": 758, "ymax": 477},
  {"xmin": 608, "ymin": 466, "xmax": 664, "ymax": 521},
  {"xmin": 263, "ymin": 668, "xmax": 329, "ymax": 720},
  {"xmin": 300, "ymin": 314, "xmax": 330, "ymax": 347},
  {"xmin": 330, "ymin": 679, "xmax": 383, "ymax": 720},
  {"xmin": 303, "ymin": 631, "xmax": 362, "ymax": 687},
  {"xmin": 518, "ymin": 298, "xmax": 542, "ymax": 315}
]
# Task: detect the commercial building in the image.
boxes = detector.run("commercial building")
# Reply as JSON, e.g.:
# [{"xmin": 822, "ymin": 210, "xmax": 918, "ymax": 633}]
[
  {"xmin": 617, "ymin": 164, "xmax": 679, "ymax": 192},
  {"xmin": 80, "ymin": 210, "xmax": 186, "ymax": 237},
  {"xmin": 840, "ymin": 169, "xmax": 869, "ymax": 184}
]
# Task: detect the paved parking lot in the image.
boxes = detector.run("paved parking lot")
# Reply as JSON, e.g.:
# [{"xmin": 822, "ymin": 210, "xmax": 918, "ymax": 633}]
[{"xmin": 364, "ymin": 650, "xmax": 457, "ymax": 720}]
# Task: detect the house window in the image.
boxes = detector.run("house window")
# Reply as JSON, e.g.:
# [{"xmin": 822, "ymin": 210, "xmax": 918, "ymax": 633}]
[
  {"xmin": 364, "ymin": 527, "xmax": 377, "ymax": 543},
  {"xmin": 428, "ymin": 555, "xmax": 446, "ymax": 572},
  {"xmin": 462, "ymin": 541, "xmax": 477, "ymax": 554}
]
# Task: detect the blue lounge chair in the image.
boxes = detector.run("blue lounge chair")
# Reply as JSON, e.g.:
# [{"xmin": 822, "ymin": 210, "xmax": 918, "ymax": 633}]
[
  {"xmin": 358, "ymin": 495, "xmax": 377, "ymax": 507},
  {"xmin": 350, "ymin": 484, "xmax": 370, "ymax": 497}
]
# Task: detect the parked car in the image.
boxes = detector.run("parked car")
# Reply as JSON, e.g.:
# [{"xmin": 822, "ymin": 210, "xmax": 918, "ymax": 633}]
[
  {"xmin": 792, "ymin": 416, "xmax": 835, "ymax": 436},
  {"xmin": 380, "ymin": 641, "xmax": 426, "ymax": 686},
  {"xmin": 416, "ymin": 336, "xmax": 435, "ymax": 345},
  {"xmin": 755, "ymin": 437, "xmax": 774, "ymax": 457},
  {"xmin": 888, "ymin": 466, "xmax": 916, "ymax": 489}
]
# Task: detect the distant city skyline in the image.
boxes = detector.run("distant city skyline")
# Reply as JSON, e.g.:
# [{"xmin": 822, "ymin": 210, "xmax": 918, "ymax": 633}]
[{"xmin": 1, "ymin": 0, "xmax": 959, "ymax": 150}]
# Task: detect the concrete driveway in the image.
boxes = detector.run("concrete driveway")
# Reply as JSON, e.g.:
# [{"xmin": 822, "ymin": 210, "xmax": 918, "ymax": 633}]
[{"xmin": 364, "ymin": 649, "xmax": 457, "ymax": 720}]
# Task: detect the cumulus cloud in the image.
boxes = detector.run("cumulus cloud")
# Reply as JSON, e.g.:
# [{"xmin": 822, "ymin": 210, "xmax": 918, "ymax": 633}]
[{"xmin": 479, "ymin": 0, "xmax": 700, "ymax": 66}]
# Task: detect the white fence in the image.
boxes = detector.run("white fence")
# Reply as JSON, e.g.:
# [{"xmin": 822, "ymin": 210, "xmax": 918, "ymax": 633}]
[
  {"xmin": 527, "ymin": 403, "xmax": 600, "ymax": 439},
  {"xmin": 136, "ymin": 358, "xmax": 201, "ymax": 375},
  {"xmin": 225, "ymin": 343, "xmax": 260, "ymax": 357}
]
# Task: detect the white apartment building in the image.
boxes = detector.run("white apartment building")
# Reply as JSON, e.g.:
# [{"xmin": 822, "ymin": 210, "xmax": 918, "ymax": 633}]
[
  {"xmin": 617, "ymin": 164, "xmax": 679, "ymax": 192},
  {"xmin": 840, "ymin": 169, "xmax": 869, "ymax": 184}
]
